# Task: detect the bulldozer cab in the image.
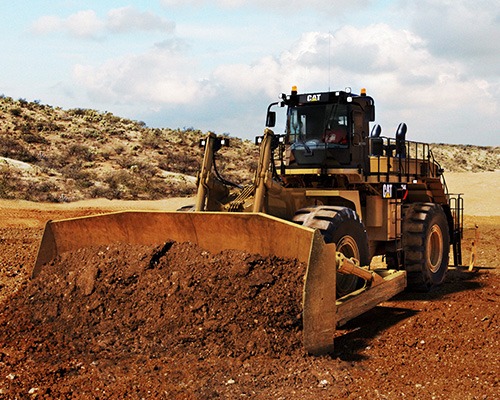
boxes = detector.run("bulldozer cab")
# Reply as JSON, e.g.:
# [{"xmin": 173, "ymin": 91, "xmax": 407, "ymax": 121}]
[{"xmin": 268, "ymin": 87, "xmax": 375, "ymax": 169}]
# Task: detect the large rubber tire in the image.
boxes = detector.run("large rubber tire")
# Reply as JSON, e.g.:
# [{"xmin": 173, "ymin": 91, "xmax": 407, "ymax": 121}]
[
  {"xmin": 293, "ymin": 206, "xmax": 370, "ymax": 297},
  {"xmin": 402, "ymin": 203, "xmax": 450, "ymax": 291}
]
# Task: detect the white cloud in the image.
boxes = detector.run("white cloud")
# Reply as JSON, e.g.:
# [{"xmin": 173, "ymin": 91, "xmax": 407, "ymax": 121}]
[
  {"xmin": 401, "ymin": 0, "xmax": 500, "ymax": 77},
  {"xmin": 106, "ymin": 6, "xmax": 175, "ymax": 34},
  {"xmin": 74, "ymin": 47, "xmax": 207, "ymax": 105},
  {"xmin": 66, "ymin": 10, "xmax": 105, "ymax": 39},
  {"xmin": 31, "ymin": 10, "xmax": 104, "ymax": 39},
  {"xmin": 210, "ymin": 24, "xmax": 498, "ymax": 144},
  {"xmin": 211, "ymin": 25, "xmax": 432, "ymax": 95},
  {"xmin": 31, "ymin": 7, "xmax": 174, "ymax": 40},
  {"xmin": 71, "ymin": 18, "xmax": 498, "ymax": 144},
  {"xmin": 212, "ymin": 56, "xmax": 282, "ymax": 99},
  {"xmin": 30, "ymin": 15, "xmax": 65, "ymax": 35},
  {"xmin": 161, "ymin": 0, "xmax": 369, "ymax": 12}
]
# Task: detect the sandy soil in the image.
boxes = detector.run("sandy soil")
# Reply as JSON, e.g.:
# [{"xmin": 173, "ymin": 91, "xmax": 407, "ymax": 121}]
[
  {"xmin": 445, "ymin": 171, "xmax": 500, "ymax": 216},
  {"xmin": 0, "ymin": 173, "xmax": 498, "ymax": 399}
]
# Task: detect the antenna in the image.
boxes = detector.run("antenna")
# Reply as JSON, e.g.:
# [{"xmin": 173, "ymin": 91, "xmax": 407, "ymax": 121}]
[{"xmin": 328, "ymin": 31, "xmax": 332, "ymax": 91}]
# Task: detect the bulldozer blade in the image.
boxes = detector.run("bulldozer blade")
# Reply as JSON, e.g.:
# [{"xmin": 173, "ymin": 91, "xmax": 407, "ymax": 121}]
[{"xmin": 34, "ymin": 211, "xmax": 337, "ymax": 355}]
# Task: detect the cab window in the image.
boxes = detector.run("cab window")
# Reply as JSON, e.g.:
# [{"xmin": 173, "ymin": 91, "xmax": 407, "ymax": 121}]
[{"xmin": 288, "ymin": 103, "xmax": 349, "ymax": 145}]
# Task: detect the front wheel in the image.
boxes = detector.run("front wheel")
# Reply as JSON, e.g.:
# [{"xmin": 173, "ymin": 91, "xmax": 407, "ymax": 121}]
[
  {"xmin": 293, "ymin": 206, "xmax": 370, "ymax": 297},
  {"xmin": 402, "ymin": 203, "xmax": 450, "ymax": 291}
]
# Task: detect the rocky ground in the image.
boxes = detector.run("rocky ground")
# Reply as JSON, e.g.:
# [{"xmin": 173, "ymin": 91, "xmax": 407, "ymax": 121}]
[{"xmin": 0, "ymin": 196, "xmax": 498, "ymax": 399}]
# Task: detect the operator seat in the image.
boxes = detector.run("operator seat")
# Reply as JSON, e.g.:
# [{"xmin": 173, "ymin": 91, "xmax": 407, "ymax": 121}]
[{"xmin": 323, "ymin": 125, "xmax": 348, "ymax": 144}]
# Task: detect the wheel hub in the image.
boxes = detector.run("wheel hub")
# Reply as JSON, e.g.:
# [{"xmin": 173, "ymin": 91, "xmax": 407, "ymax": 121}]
[
  {"xmin": 427, "ymin": 224, "xmax": 444, "ymax": 273},
  {"xmin": 336, "ymin": 235, "xmax": 360, "ymax": 294}
]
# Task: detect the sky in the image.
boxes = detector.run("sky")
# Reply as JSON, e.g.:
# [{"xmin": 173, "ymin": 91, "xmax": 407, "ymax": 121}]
[{"xmin": 0, "ymin": 0, "xmax": 499, "ymax": 146}]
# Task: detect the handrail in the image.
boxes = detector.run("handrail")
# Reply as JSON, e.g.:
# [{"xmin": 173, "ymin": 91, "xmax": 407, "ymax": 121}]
[{"xmin": 368, "ymin": 136, "xmax": 441, "ymax": 181}]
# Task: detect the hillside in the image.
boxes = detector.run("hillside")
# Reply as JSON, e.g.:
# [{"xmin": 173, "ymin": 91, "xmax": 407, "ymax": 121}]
[
  {"xmin": 431, "ymin": 145, "xmax": 499, "ymax": 173},
  {"xmin": 0, "ymin": 96, "xmax": 258, "ymax": 202},
  {"xmin": 0, "ymin": 96, "xmax": 498, "ymax": 202}
]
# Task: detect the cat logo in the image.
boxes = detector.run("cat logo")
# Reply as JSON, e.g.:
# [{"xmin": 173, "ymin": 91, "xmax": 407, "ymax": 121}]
[
  {"xmin": 382, "ymin": 183, "xmax": 408, "ymax": 199},
  {"xmin": 307, "ymin": 94, "xmax": 322, "ymax": 102},
  {"xmin": 383, "ymin": 184, "xmax": 393, "ymax": 198}
]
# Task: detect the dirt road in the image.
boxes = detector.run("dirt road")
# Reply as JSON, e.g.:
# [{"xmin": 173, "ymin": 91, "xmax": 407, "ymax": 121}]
[{"xmin": 0, "ymin": 181, "xmax": 498, "ymax": 399}]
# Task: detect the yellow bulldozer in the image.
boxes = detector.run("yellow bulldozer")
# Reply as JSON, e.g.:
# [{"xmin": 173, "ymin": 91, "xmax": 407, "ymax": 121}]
[{"xmin": 33, "ymin": 87, "xmax": 464, "ymax": 355}]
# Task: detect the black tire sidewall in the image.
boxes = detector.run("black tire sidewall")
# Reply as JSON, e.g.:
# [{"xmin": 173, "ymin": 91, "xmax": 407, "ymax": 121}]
[
  {"xmin": 323, "ymin": 208, "xmax": 370, "ymax": 296},
  {"xmin": 422, "ymin": 207, "xmax": 450, "ymax": 285},
  {"xmin": 293, "ymin": 206, "xmax": 370, "ymax": 296},
  {"xmin": 326, "ymin": 216, "xmax": 370, "ymax": 266},
  {"xmin": 403, "ymin": 203, "xmax": 450, "ymax": 290}
]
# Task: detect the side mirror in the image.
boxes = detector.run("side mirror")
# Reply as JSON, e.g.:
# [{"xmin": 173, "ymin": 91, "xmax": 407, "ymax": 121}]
[{"xmin": 266, "ymin": 111, "xmax": 276, "ymax": 127}]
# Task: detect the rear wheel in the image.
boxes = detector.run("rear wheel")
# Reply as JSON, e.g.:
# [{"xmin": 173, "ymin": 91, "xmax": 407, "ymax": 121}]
[
  {"xmin": 293, "ymin": 206, "xmax": 370, "ymax": 297},
  {"xmin": 402, "ymin": 203, "xmax": 450, "ymax": 291}
]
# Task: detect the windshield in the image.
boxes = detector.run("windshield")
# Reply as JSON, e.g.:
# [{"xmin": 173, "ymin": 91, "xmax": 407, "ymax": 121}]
[{"xmin": 288, "ymin": 103, "xmax": 349, "ymax": 145}]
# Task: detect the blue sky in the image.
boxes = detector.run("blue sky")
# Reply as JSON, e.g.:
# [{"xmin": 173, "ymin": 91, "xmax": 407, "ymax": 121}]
[{"xmin": 1, "ymin": 0, "xmax": 499, "ymax": 145}]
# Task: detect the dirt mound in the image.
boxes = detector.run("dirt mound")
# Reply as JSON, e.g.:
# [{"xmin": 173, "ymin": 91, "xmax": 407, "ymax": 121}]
[{"xmin": 0, "ymin": 241, "xmax": 306, "ymax": 398}]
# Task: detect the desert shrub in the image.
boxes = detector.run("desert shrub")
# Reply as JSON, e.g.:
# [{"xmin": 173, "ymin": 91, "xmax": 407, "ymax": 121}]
[
  {"xmin": 106, "ymin": 128, "xmax": 129, "ymax": 139},
  {"xmin": 101, "ymin": 150, "xmax": 111, "ymax": 160},
  {"xmin": 131, "ymin": 161, "xmax": 158, "ymax": 179},
  {"xmin": 104, "ymin": 113, "xmax": 122, "ymax": 125},
  {"xmin": 22, "ymin": 132, "xmax": 50, "ymax": 145},
  {"xmin": 168, "ymin": 179, "xmax": 197, "ymax": 197},
  {"xmin": 0, "ymin": 136, "xmax": 37, "ymax": 162},
  {"xmin": 104, "ymin": 170, "xmax": 139, "ymax": 199},
  {"xmin": 61, "ymin": 163, "xmax": 96, "ymax": 189},
  {"xmin": 141, "ymin": 129, "xmax": 165, "ymax": 149},
  {"xmin": 38, "ymin": 120, "xmax": 61, "ymax": 133},
  {"xmin": 63, "ymin": 144, "xmax": 95, "ymax": 162},
  {"xmin": 83, "ymin": 129, "xmax": 104, "ymax": 140},
  {"xmin": 0, "ymin": 165, "xmax": 21, "ymax": 198},
  {"xmin": 36, "ymin": 152, "xmax": 65, "ymax": 170},
  {"xmin": 68, "ymin": 108, "xmax": 86, "ymax": 117},
  {"xmin": 159, "ymin": 151, "xmax": 199, "ymax": 174},
  {"xmin": 20, "ymin": 122, "xmax": 32, "ymax": 135},
  {"xmin": 22, "ymin": 180, "xmax": 62, "ymax": 202},
  {"xmin": 34, "ymin": 181, "xmax": 57, "ymax": 193},
  {"xmin": 83, "ymin": 109, "xmax": 102, "ymax": 123},
  {"xmin": 117, "ymin": 154, "xmax": 137, "ymax": 169},
  {"xmin": 89, "ymin": 185, "xmax": 109, "ymax": 199},
  {"xmin": 141, "ymin": 177, "xmax": 170, "ymax": 199},
  {"xmin": 114, "ymin": 144, "xmax": 126, "ymax": 155},
  {"xmin": 9, "ymin": 108, "xmax": 22, "ymax": 117}
]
